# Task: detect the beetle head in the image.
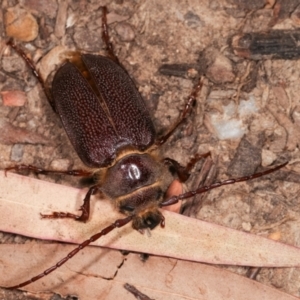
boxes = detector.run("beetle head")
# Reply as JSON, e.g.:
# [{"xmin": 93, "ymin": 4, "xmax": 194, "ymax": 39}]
[{"xmin": 132, "ymin": 207, "xmax": 164, "ymax": 230}]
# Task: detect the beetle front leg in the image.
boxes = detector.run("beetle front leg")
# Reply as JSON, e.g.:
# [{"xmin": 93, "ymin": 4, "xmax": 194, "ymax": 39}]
[
  {"xmin": 164, "ymin": 152, "xmax": 211, "ymax": 182},
  {"xmin": 101, "ymin": 6, "xmax": 120, "ymax": 65},
  {"xmin": 41, "ymin": 185, "xmax": 100, "ymax": 222},
  {"xmin": 156, "ymin": 77, "xmax": 204, "ymax": 146}
]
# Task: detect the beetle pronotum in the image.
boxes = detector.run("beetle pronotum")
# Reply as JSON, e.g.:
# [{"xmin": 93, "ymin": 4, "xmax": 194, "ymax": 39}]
[{"xmin": 2, "ymin": 6, "xmax": 287, "ymax": 289}]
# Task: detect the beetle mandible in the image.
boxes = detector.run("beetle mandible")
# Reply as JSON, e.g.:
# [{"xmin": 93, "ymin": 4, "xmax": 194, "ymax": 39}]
[{"xmin": 3, "ymin": 6, "xmax": 287, "ymax": 289}]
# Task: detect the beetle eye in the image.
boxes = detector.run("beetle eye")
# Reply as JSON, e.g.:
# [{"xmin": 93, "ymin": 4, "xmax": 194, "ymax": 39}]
[
  {"xmin": 121, "ymin": 205, "xmax": 135, "ymax": 212},
  {"xmin": 168, "ymin": 165, "xmax": 176, "ymax": 175}
]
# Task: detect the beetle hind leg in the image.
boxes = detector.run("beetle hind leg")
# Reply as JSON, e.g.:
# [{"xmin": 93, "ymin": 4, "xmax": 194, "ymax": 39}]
[
  {"xmin": 41, "ymin": 185, "xmax": 100, "ymax": 222},
  {"xmin": 6, "ymin": 39, "xmax": 55, "ymax": 111},
  {"xmin": 5, "ymin": 164, "xmax": 93, "ymax": 177}
]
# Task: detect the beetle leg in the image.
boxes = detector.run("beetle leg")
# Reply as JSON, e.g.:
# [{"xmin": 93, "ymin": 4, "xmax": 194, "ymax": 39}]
[
  {"xmin": 41, "ymin": 185, "xmax": 100, "ymax": 222},
  {"xmin": 6, "ymin": 40, "xmax": 55, "ymax": 111},
  {"xmin": 101, "ymin": 6, "xmax": 120, "ymax": 65},
  {"xmin": 5, "ymin": 164, "xmax": 93, "ymax": 177},
  {"xmin": 155, "ymin": 77, "xmax": 204, "ymax": 146},
  {"xmin": 164, "ymin": 152, "xmax": 211, "ymax": 182},
  {"xmin": 124, "ymin": 283, "xmax": 154, "ymax": 300}
]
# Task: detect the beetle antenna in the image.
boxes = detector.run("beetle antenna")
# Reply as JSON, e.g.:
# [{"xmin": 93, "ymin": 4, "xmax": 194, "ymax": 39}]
[
  {"xmin": 6, "ymin": 216, "xmax": 133, "ymax": 289},
  {"xmin": 161, "ymin": 161, "xmax": 288, "ymax": 207}
]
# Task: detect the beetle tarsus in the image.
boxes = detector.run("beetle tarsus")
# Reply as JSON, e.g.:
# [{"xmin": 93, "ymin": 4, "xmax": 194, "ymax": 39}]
[
  {"xmin": 101, "ymin": 6, "xmax": 120, "ymax": 65},
  {"xmin": 41, "ymin": 212, "xmax": 79, "ymax": 219},
  {"xmin": 41, "ymin": 185, "xmax": 99, "ymax": 222}
]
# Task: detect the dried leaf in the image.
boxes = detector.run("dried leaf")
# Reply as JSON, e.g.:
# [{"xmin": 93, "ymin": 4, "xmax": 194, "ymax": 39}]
[
  {"xmin": 0, "ymin": 172, "xmax": 300, "ymax": 299},
  {"xmin": 1, "ymin": 171, "xmax": 300, "ymax": 266},
  {"xmin": 0, "ymin": 244, "xmax": 298, "ymax": 299}
]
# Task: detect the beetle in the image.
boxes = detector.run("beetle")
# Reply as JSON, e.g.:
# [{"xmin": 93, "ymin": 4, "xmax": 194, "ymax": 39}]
[{"xmin": 3, "ymin": 6, "xmax": 287, "ymax": 289}]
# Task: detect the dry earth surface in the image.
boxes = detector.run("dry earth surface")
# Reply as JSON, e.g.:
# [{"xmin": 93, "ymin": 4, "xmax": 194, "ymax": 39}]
[{"xmin": 1, "ymin": 0, "xmax": 300, "ymax": 299}]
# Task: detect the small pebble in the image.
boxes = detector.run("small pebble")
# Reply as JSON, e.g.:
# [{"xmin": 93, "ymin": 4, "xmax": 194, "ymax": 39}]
[
  {"xmin": 1, "ymin": 90, "xmax": 27, "ymax": 107},
  {"xmin": 115, "ymin": 22, "xmax": 135, "ymax": 42},
  {"xmin": 206, "ymin": 54, "xmax": 235, "ymax": 84},
  {"xmin": 241, "ymin": 222, "xmax": 252, "ymax": 232},
  {"xmin": 5, "ymin": 8, "xmax": 39, "ymax": 42},
  {"xmin": 50, "ymin": 159, "xmax": 71, "ymax": 171},
  {"xmin": 54, "ymin": 1, "xmax": 68, "ymax": 38},
  {"xmin": 11, "ymin": 144, "xmax": 24, "ymax": 161},
  {"xmin": 261, "ymin": 149, "xmax": 277, "ymax": 167},
  {"xmin": 291, "ymin": 4, "xmax": 300, "ymax": 26}
]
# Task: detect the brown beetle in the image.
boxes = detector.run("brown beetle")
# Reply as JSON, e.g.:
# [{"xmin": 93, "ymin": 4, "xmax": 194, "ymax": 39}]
[{"xmin": 3, "ymin": 7, "xmax": 287, "ymax": 289}]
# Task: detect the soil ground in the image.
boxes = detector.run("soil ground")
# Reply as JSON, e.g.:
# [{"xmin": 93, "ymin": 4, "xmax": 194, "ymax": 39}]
[{"xmin": 0, "ymin": 0, "xmax": 300, "ymax": 299}]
